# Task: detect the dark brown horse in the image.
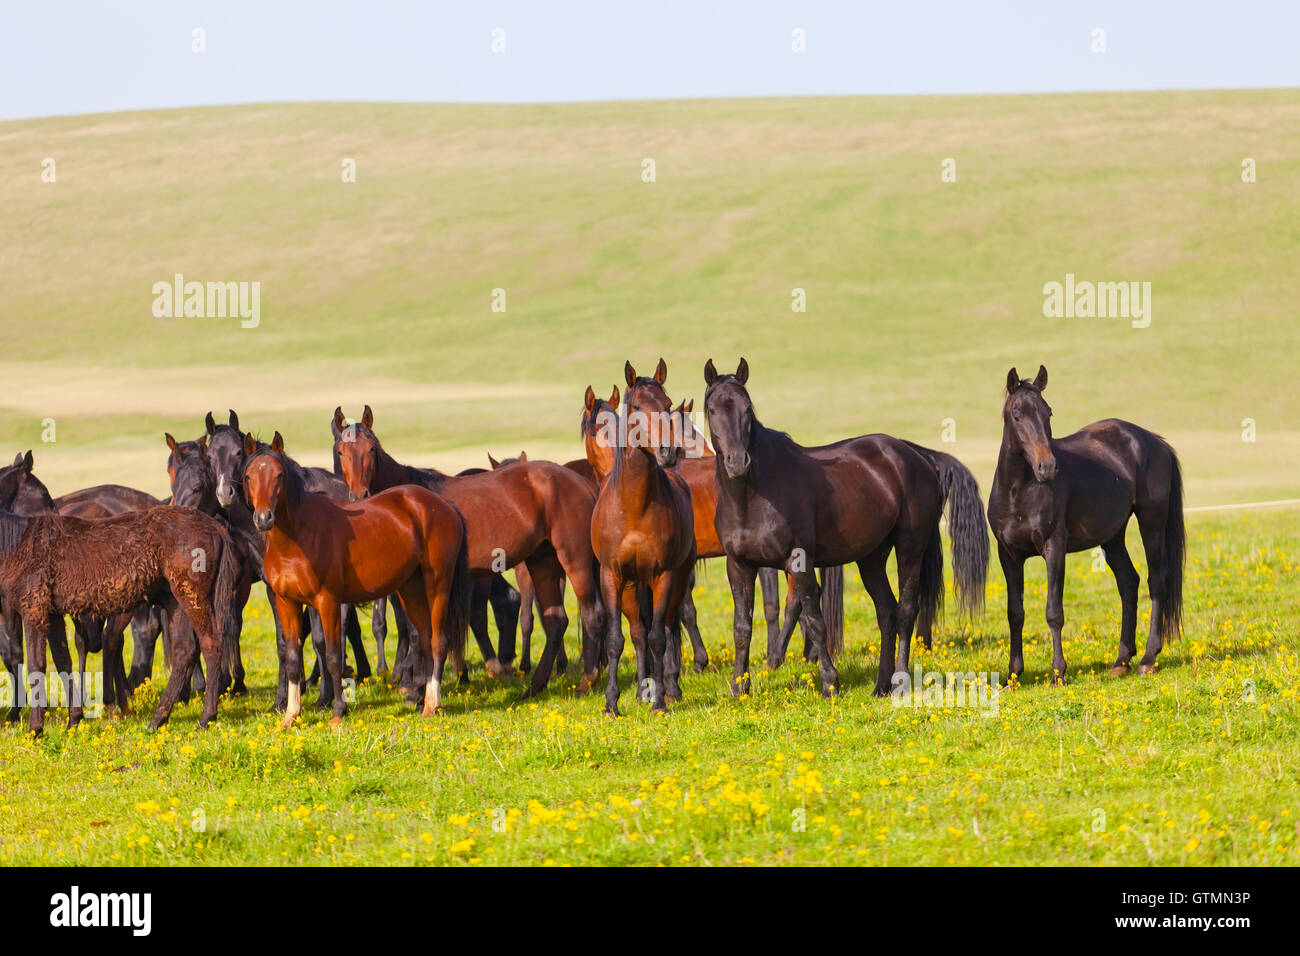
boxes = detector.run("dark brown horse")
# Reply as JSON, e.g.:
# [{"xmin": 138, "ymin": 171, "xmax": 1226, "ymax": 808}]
[
  {"xmin": 333, "ymin": 406, "xmax": 607, "ymax": 699},
  {"xmin": 704, "ymin": 358, "xmax": 981, "ymax": 698},
  {"xmin": 591, "ymin": 360, "xmax": 697, "ymax": 714},
  {"xmin": 242, "ymin": 432, "xmax": 471, "ymax": 726},
  {"xmin": 0, "ymin": 506, "xmax": 241, "ymax": 734},
  {"xmin": 988, "ymin": 366, "xmax": 1185, "ymax": 682}
]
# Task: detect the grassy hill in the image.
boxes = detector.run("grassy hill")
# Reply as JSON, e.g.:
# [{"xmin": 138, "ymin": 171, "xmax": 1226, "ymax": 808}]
[{"xmin": 2, "ymin": 91, "xmax": 1298, "ymax": 498}]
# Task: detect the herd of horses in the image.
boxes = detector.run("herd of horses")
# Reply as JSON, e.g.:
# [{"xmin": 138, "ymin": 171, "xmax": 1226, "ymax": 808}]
[{"xmin": 0, "ymin": 359, "xmax": 1186, "ymax": 735}]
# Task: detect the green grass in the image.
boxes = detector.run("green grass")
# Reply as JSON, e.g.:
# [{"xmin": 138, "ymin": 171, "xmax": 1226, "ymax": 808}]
[
  {"xmin": 1, "ymin": 509, "xmax": 1296, "ymax": 866},
  {"xmin": 1, "ymin": 92, "xmax": 1298, "ymax": 865}
]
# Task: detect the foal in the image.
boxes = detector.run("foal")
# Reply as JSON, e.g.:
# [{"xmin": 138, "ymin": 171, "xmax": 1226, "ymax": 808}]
[
  {"xmin": 591, "ymin": 360, "xmax": 697, "ymax": 714},
  {"xmin": 988, "ymin": 366, "xmax": 1185, "ymax": 682},
  {"xmin": 242, "ymin": 432, "xmax": 471, "ymax": 727}
]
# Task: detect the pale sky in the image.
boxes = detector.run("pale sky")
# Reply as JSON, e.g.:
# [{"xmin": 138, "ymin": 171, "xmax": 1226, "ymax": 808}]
[{"xmin": 2, "ymin": 1, "xmax": 1298, "ymax": 120}]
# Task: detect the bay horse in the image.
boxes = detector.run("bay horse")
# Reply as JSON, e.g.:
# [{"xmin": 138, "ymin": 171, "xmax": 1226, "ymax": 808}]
[
  {"xmin": 333, "ymin": 405, "xmax": 607, "ymax": 699},
  {"xmin": 242, "ymin": 432, "xmax": 471, "ymax": 726},
  {"xmin": 203, "ymin": 410, "xmax": 370, "ymax": 709},
  {"xmin": 988, "ymin": 366, "xmax": 1185, "ymax": 682},
  {"xmin": 591, "ymin": 360, "xmax": 696, "ymax": 714},
  {"xmin": 704, "ymin": 358, "xmax": 981, "ymax": 698},
  {"xmin": 0, "ymin": 506, "xmax": 241, "ymax": 734}
]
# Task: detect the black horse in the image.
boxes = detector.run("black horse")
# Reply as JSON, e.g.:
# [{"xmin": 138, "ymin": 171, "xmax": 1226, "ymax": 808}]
[
  {"xmin": 201, "ymin": 411, "xmax": 370, "ymax": 709},
  {"xmin": 703, "ymin": 358, "xmax": 988, "ymax": 697},
  {"xmin": 988, "ymin": 366, "xmax": 1185, "ymax": 682}
]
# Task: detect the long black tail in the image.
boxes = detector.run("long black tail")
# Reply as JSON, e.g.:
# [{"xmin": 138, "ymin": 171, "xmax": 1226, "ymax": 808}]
[
  {"xmin": 1160, "ymin": 443, "xmax": 1186, "ymax": 641},
  {"xmin": 820, "ymin": 565, "xmax": 844, "ymax": 658},
  {"xmin": 918, "ymin": 519, "xmax": 944, "ymax": 633},
  {"xmin": 906, "ymin": 443, "xmax": 989, "ymax": 618},
  {"xmin": 212, "ymin": 530, "xmax": 243, "ymax": 669},
  {"xmin": 444, "ymin": 534, "xmax": 473, "ymax": 674}
]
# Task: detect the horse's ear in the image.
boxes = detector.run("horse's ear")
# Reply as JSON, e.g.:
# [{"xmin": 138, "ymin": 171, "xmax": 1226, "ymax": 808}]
[
  {"xmin": 21, "ymin": 450, "xmax": 33, "ymax": 473},
  {"xmin": 228, "ymin": 409, "xmax": 240, "ymax": 430},
  {"xmin": 736, "ymin": 358, "xmax": 749, "ymax": 385},
  {"xmin": 242, "ymin": 432, "xmax": 258, "ymax": 457},
  {"xmin": 1005, "ymin": 367, "xmax": 1019, "ymax": 394},
  {"xmin": 519, "ymin": 451, "xmax": 527, "ymax": 461},
  {"xmin": 12, "ymin": 453, "xmax": 22, "ymax": 467},
  {"xmin": 196, "ymin": 435, "xmax": 208, "ymax": 455},
  {"xmin": 653, "ymin": 357, "xmax": 667, "ymax": 384},
  {"xmin": 624, "ymin": 361, "xmax": 637, "ymax": 389},
  {"xmin": 685, "ymin": 398, "xmax": 694, "ymax": 414},
  {"xmin": 332, "ymin": 406, "xmax": 346, "ymax": 438},
  {"xmin": 609, "ymin": 385, "xmax": 620, "ymax": 407},
  {"xmin": 488, "ymin": 453, "xmax": 500, "ymax": 469},
  {"xmin": 271, "ymin": 431, "xmax": 285, "ymax": 454},
  {"xmin": 362, "ymin": 405, "xmax": 374, "ymax": 430},
  {"xmin": 1033, "ymin": 365, "xmax": 1048, "ymax": 392},
  {"xmin": 165, "ymin": 433, "xmax": 178, "ymax": 453},
  {"xmin": 584, "ymin": 386, "xmax": 596, "ymax": 412},
  {"xmin": 704, "ymin": 359, "xmax": 718, "ymax": 386},
  {"xmin": 205, "ymin": 411, "xmax": 216, "ymax": 435}
]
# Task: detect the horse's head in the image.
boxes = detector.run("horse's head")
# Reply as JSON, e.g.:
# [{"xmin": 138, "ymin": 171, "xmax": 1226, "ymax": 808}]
[
  {"xmin": 1003, "ymin": 365, "xmax": 1056, "ymax": 482},
  {"xmin": 703, "ymin": 357, "xmax": 753, "ymax": 479},
  {"xmin": 205, "ymin": 409, "xmax": 249, "ymax": 507},
  {"xmin": 166, "ymin": 433, "xmax": 217, "ymax": 512},
  {"xmin": 332, "ymin": 405, "xmax": 380, "ymax": 501},
  {"xmin": 0, "ymin": 451, "xmax": 54, "ymax": 513},
  {"xmin": 581, "ymin": 385, "xmax": 620, "ymax": 481},
  {"xmin": 243, "ymin": 430, "xmax": 289, "ymax": 531},
  {"xmin": 623, "ymin": 358, "xmax": 677, "ymax": 469}
]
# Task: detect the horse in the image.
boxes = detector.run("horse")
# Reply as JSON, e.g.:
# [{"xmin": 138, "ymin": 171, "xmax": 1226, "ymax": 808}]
[
  {"xmin": 202, "ymin": 410, "xmax": 371, "ymax": 709},
  {"xmin": 333, "ymin": 405, "xmax": 607, "ymax": 699},
  {"xmin": 241, "ymin": 431, "xmax": 472, "ymax": 726},
  {"xmin": 0, "ymin": 506, "xmax": 241, "ymax": 734},
  {"xmin": 591, "ymin": 360, "xmax": 697, "ymax": 714},
  {"xmin": 703, "ymin": 358, "xmax": 987, "ymax": 698},
  {"xmin": 330, "ymin": 412, "xmax": 522, "ymax": 688},
  {"xmin": 987, "ymin": 365, "xmax": 1185, "ymax": 682}
]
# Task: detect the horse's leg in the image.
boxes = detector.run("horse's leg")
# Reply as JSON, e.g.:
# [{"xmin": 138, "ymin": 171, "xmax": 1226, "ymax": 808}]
[
  {"xmin": 226, "ymin": 571, "xmax": 252, "ymax": 696},
  {"xmin": 998, "ymin": 542, "xmax": 1027, "ymax": 683},
  {"xmin": 371, "ymin": 596, "xmax": 389, "ymax": 678},
  {"xmin": 520, "ymin": 556, "xmax": 569, "ymax": 699},
  {"xmin": 1104, "ymin": 530, "xmax": 1141, "ymax": 675},
  {"xmin": 344, "ymin": 604, "xmax": 370, "ymax": 683},
  {"xmin": 725, "ymin": 556, "xmax": 758, "ymax": 697},
  {"xmin": 770, "ymin": 575, "xmax": 803, "ymax": 669},
  {"xmin": 182, "ymin": 598, "xmax": 226, "ymax": 731},
  {"xmin": 600, "ymin": 569, "xmax": 630, "ymax": 716},
  {"xmin": 126, "ymin": 606, "xmax": 160, "ymax": 691},
  {"xmin": 49, "ymin": 618, "xmax": 78, "ymax": 729},
  {"xmin": 789, "ymin": 563, "xmax": 838, "ymax": 697},
  {"xmin": 916, "ymin": 601, "xmax": 934, "ymax": 652},
  {"xmin": 759, "ymin": 566, "xmax": 782, "ymax": 663},
  {"xmin": 420, "ymin": 564, "xmax": 456, "ymax": 717},
  {"xmin": 469, "ymin": 579, "xmax": 506, "ymax": 679},
  {"xmin": 1043, "ymin": 534, "xmax": 1068, "ymax": 684},
  {"xmin": 315, "ymin": 601, "xmax": 347, "ymax": 726},
  {"xmin": 24, "ymin": 616, "xmax": 50, "ymax": 736},
  {"xmin": 189, "ymin": 613, "xmax": 206, "ymax": 697},
  {"xmin": 489, "ymin": 573, "xmax": 521, "ymax": 672},
  {"xmin": 663, "ymin": 562, "xmax": 693, "ymax": 703},
  {"xmin": 276, "ymin": 596, "xmax": 307, "ymax": 729},
  {"xmin": 891, "ymin": 535, "xmax": 927, "ymax": 687},
  {"xmin": 101, "ymin": 612, "xmax": 132, "ymax": 717},
  {"xmin": 1135, "ymin": 506, "xmax": 1169, "ymax": 675},
  {"xmin": 393, "ymin": 578, "xmax": 437, "ymax": 716},
  {"xmin": 515, "ymin": 564, "xmax": 535, "ymax": 674},
  {"xmin": 148, "ymin": 598, "xmax": 200, "ymax": 730},
  {"xmin": 390, "ymin": 601, "xmax": 419, "ymax": 698},
  {"xmin": 1, "ymin": 614, "xmax": 23, "ymax": 723},
  {"xmin": 645, "ymin": 573, "xmax": 674, "ymax": 713},
  {"xmin": 553, "ymin": 552, "xmax": 604, "ymax": 697},
  {"xmin": 267, "ymin": 584, "xmax": 290, "ymax": 712},
  {"xmin": 307, "ymin": 606, "xmax": 332, "ymax": 709},
  {"xmin": 858, "ymin": 548, "xmax": 899, "ymax": 697},
  {"xmin": 676, "ymin": 567, "xmax": 708, "ymax": 673},
  {"xmin": 554, "ymin": 574, "xmax": 569, "ymax": 675}
]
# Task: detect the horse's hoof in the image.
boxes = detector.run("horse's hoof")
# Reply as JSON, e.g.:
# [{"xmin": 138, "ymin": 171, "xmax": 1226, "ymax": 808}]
[
  {"xmin": 230, "ymin": 683, "xmax": 249, "ymax": 697},
  {"xmin": 1109, "ymin": 664, "xmax": 1130, "ymax": 677},
  {"xmin": 1136, "ymin": 662, "xmax": 1157, "ymax": 675},
  {"xmin": 328, "ymin": 715, "xmax": 344, "ymax": 729},
  {"xmin": 665, "ymin": 693, "xmax": 682, "ymax": 703},
  {"xmin": 604, "ymin": 704, "xmax": 621, "ymax": 718},
  {"xmin": 692, "ymin": 660, "xmax": 708, "ymax": 674},
  {"xmin": 280, "ymin": 715, "xmax": 297, "ymax": 731},
  {"xmin": 652, "ymin": 705, "xmax": 668, "ymax": 715}
]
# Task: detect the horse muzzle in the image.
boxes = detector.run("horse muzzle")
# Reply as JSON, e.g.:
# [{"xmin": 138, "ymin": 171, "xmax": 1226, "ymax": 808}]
[
  {"xmin": 252, "ymin": 509, "xmax": 275, "ymax": 531},
  {"xmin": 1033, "ymin": 456, "xmax": 1058, "ymax": 483},
  {"xmin": 723, "ymin": 452, "xmax": 751, "ymax": 479},
  {"xmin": 215, "ymin": 477, "xmax": 237, "ymax": 508}
]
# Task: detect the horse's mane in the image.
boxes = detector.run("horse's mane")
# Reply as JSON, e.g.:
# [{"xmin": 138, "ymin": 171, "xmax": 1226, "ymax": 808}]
[
  {"xmin": 0, "ymin": 511, "xmax": 32, "ymax": 563},
  {"xmin": 703, "ymin": 375, "xmax": 797, "ymax": 454}
]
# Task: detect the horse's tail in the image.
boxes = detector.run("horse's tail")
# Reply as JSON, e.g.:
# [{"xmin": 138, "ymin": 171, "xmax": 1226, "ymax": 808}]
[
  {"xmin": 212, "ymin": 529, "xmax": 242, "ymax": 668},
  {"xmin": 1159, "ymin": 442, "xmax": 1186, "ymax": 642},
  {"xmin": 907, "ymin": 442, "xmax": 988, "ymax": 618},
  {"xmin": 820, "ymin": 565, "xmax": 844, "ymax": 659},
  {"xmin": 918, "ymin": 517, "xmax": 945, "ymax": 632},
  {"xmin": 445, "ymin": 531, "xmax": 473, "ymax": 675}
]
